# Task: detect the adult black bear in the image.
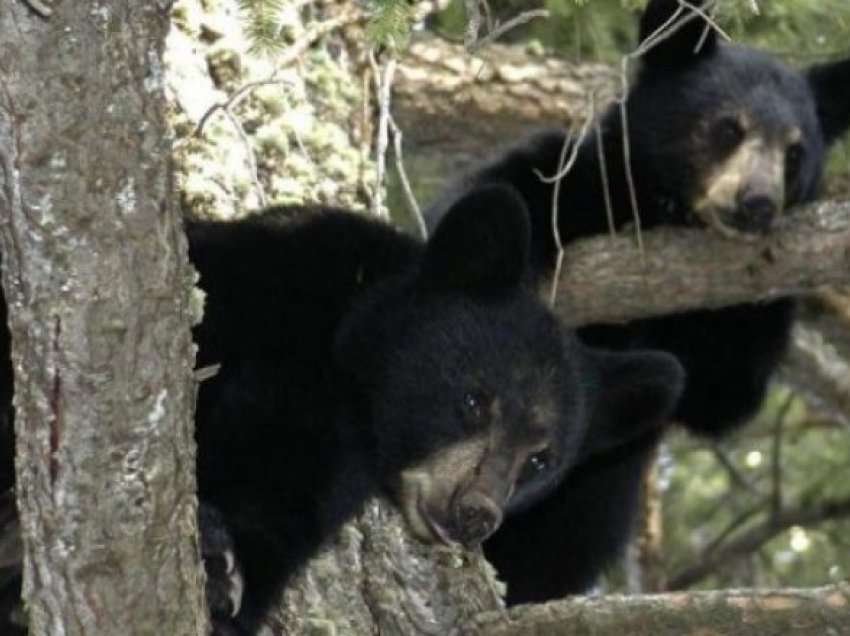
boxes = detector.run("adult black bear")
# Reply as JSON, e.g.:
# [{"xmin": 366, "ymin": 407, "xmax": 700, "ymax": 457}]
[
  {"xmin": 425, "ymin": 0, "xmax": 850, "ymax": 603},
  {"xmin": 0, "ymin": 185, "xmax": 683, "ymax": 634}
]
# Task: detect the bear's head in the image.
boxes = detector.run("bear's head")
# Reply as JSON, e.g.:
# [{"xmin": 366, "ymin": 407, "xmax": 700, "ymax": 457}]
[
  {"xmin": 335, "ymin": 185, "xmax": 684, "ymax": 548},
  {"xmin": 628, "ymin": 0, "xmax": 850, "ymax": 237}
]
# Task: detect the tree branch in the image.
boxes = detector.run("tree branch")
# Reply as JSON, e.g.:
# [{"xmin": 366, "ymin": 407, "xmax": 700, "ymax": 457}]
[
  {"xmin": 464, "ymin": 583, "xmax": 850, "ymax": 635},
  {"xmin": 668, "ymin": 495, "xmax": 850, "ymax": 590},
  {"xmin": 553, "ymin": 199, "xmax": 850, "ymax": 326}
]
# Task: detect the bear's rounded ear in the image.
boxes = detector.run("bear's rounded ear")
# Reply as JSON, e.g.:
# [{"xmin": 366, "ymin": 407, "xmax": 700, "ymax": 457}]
[
  {"xmin": 579, "ymin": 348, "xmax": 685, "ymax": 458},
  {"xmin": 638, "ymin": 0, "xmax": 718, "ymax": 69},
  {"xmin": 418, "ymin": 184, "xmax": 530, "ymax": 295}
]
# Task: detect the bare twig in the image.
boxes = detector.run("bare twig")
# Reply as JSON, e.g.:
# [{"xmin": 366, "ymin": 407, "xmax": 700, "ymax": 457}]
[
  {"xmin": 609, "ymin": 1, "xmax": 734, "ymax": 253},
  {"xmin": 679, "ymin": 1, "xmax": 733, "ymax": 46},
  {"xmin": 368, "ymin": 52, "xmax": 397, "ymax": 220},
  {"xmin": 770, "ymin": 392, "xmax": 795, "ymax": 520},
  {"xmin": 701, "ymin": 503, "xmax": 766, "ymax": 557},
  {"xmin": 784, "ymin": 324, "xmax": 850, "ymax": 426},
  {"xmin": 535, "ymin": 99, "xmax": 595, "ymax": 308},
  {"xmin": 195, "ymin": 10, "xmax": 358, "ymax": 136},
  {"xmin": 594, "ymin": 117, "xmax": 617, "ymax": 239},
  {"xmin": 467, "ymin": 10, "xmax": 550, "ymax": 54},
  {"xmin": 463, "ymin": 0, "xmax": 482, "ymax": 50},
  {"xmin": 222, "ymin": 107, "xmax": 267, "ymax": 208},
  {"xmin": 388, "ymin": 115, "xmax": 427, "ymax": 239},
  {"xmin": 669, "ymin": 494, "xmax": 850, "ymax": 590},
  {"xmin": 711, "ymin": 444, "xmax": 759, "ymax": 495},
  {"xmin": 195, "ymin": 77, "xmax": 294, "ymax": 137}
]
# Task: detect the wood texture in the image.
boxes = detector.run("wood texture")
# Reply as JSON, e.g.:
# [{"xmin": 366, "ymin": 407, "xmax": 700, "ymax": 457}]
[{"xmin": 0, "ymin": 2, "xmax": 206, "ymax": 634}]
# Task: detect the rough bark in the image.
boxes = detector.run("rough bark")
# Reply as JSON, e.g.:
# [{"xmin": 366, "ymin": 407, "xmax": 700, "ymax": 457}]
[
  {"xmin": 464, "ymin": 583, "xmax": 850, "ymax": 635},
  {"xmin": 390, "ymin": 35, "xmax": 618, "ymax": 206},
  {"xmin": 551, "ymin": 199, "xmax": 850, "ymax": 327},
  {"xmin": 0, "ymin": 2, "xmax": 205, "ymax": 635},
  {"xmin": 269, "ymin": 500, "xmax": 503, "ymax": 634},
  {"xmin": 394, "ymin": 35, "xmax": 618, "ymax": 158}
]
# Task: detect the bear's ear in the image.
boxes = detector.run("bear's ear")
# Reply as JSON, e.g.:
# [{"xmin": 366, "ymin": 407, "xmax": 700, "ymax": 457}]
[
  {"xmin": 580, "ymin": 348, "xmax": 684, "ymax": 457},
  {"xmin": 638, "ymin": 0, "xmax": 717, "ymax": 69},
  {"xmin": 807, "ymin": 58, "xmax": 850, "ymax": 145},
  {"xmin": 418, "ymin": 184, "xmax": 530, "ymax": 295}
]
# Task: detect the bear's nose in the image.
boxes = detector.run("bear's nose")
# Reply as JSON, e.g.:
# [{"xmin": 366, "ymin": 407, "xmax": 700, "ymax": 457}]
[
  {"xmin": 453, "ymin": 492, "xmax": 503, "ymax": 547},
  {"xmin": 735, "ymin": 194, "xmax": 778, "ymax": 233}
]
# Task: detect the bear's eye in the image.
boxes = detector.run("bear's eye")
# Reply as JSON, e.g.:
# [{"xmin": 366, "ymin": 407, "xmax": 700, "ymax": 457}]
[
  {"xmin": 715, "ymin": 117, "xmax": 744, "ymax": 151},
  {"xmin": 785, "ymin": 143, "xmax": 804, "ymax": 176},
  {"xmin": 518, "ymin": 449, "xmax": 552, "ymax": 484},
  {"xmin": 461, "ymin": 391, "xmax": 484, "ymax": 422}
]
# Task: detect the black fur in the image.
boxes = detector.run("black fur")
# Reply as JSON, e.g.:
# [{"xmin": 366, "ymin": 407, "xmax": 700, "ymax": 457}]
[
  {"xmin": 427, "ymin": 0, "xmax": 850, "ymax": 436},
  {"xmin": 426, "ymin": 0, "xmax": 850, "ymax": 602},
  {"xmin": 0, "ymin": 184, "xmax": 685, "ymax": 633},
  {"xmin": 190, "ymin": 186, "xmax": 682, "ymax": 631}
]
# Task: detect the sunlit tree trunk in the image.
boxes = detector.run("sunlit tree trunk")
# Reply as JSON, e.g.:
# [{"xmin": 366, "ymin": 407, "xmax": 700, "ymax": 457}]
[{"xmin": 0, "ymin": 2, "xmax": 206, "ymax": 634}]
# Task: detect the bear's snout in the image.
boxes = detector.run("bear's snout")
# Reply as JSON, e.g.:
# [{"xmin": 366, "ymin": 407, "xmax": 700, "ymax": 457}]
[{"xmin": 452, "ymin": 491, "xmax": 503, "ymax": 547}]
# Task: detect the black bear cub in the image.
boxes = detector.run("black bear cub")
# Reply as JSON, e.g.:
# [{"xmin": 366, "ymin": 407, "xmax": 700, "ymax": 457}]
[
  {"xmin": 190, "ymin": 184, "xmax": 682, "ymax": 633},
  {"xmin": 426, "ymin": 0, "xmax": 850, "ymax": 603},
  {"xmin": 0, "ymin": 185, "xmax": 684, "ymax": 634}
]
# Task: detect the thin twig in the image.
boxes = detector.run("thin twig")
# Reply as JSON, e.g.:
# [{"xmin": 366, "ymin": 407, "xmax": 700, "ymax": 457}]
[
  {"xmin": 547, "ymin": 134, "xmax": 572, "ymax": 309},
  {"xmin": 679, "ymin": 1, "xmax": 733, "ymax": 45},
  {"xmin": 467, "ymin": 9, "xmax": 550, "ymax": 53},
  {"xmin": 358, "ymin": 68, "xmax": 372, "ymax": 205},
  {"xmin": 617, "ymin": 81, "xmax": 643, "ymax": 254},
  {"xmin": 195, "ymin": 10, "xmax": 358, "ymax": 136},
  {"xmin": 463, "ymin": 0, "xmax": 482, "ymax": 50},
  {"xmin": 221, "ymin": 108, "xmax": 267, "ymax": 208},
  {"xmin": 770, "ymin": 392, "xmax": 795, "ymax": 521},
  {"xmin": 368, "ymin": 52, "xmax": 397, "ymax": 220},
  {"xmin": 535, "ymin": 99, "xmax": 595, "ymax": 308},
  {"xmin": 669, "ymin": 493, "xmax": 850, "ymax": 590},
  {"xmin": 702, "ymin": 503, "xmax": 767, "ymax": 557},
  {"xmin": 611, "ymin": 0, "xmax": 731, "ymax": 255},
  {"xmin": 195, "ymin": 77, "xmax": 290, "ymax": 137},
  {"xmin": 711, "ymin": 443, "xmax": 760, "ymax": 495},
  {"xmin": 594, "ymin": 117, "xmax": 616, "ymax": 239},
  {"xmin": 388, "ymin": 115, "xmax": 427, "ymax": 240}
]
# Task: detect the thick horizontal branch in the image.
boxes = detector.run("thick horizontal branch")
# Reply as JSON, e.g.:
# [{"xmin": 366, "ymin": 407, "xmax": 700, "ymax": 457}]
[
  {"xmin": 463, "ymin": 583, "xmax": 850, "ymax": 635},
  {"xmin": 554, "ymin": 200, "xmax": 850, "ymax": 326}
]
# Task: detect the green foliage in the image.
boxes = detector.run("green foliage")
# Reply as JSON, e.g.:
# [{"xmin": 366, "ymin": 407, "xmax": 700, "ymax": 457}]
[
  {"xmin": 663, "ymin": 386, "xmax": 850, "ymax": 590},
  {"xmin": 433, "ymin": 0, "xmax": 850, "ymax": 63},
  {"xmin": 366, "ymin": 0, "xmax": 414, "ymax": 49},
  {"xmin": 718, "ymin": 0, "xmax": 850, "ymax": 60},
  {"xmin": 237, "ymin": 0, "xmax": 288, "ymax": 55}
]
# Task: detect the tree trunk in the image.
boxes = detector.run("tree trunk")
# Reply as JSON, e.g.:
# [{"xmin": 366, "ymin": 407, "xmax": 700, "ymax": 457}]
[
  {"xmin": 0, "ymin": 2, "xmax": 205, "ymax": 635},
  {"xmin": 3, "ymin": 4, "xmax": 848, "ymax": 634}
]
